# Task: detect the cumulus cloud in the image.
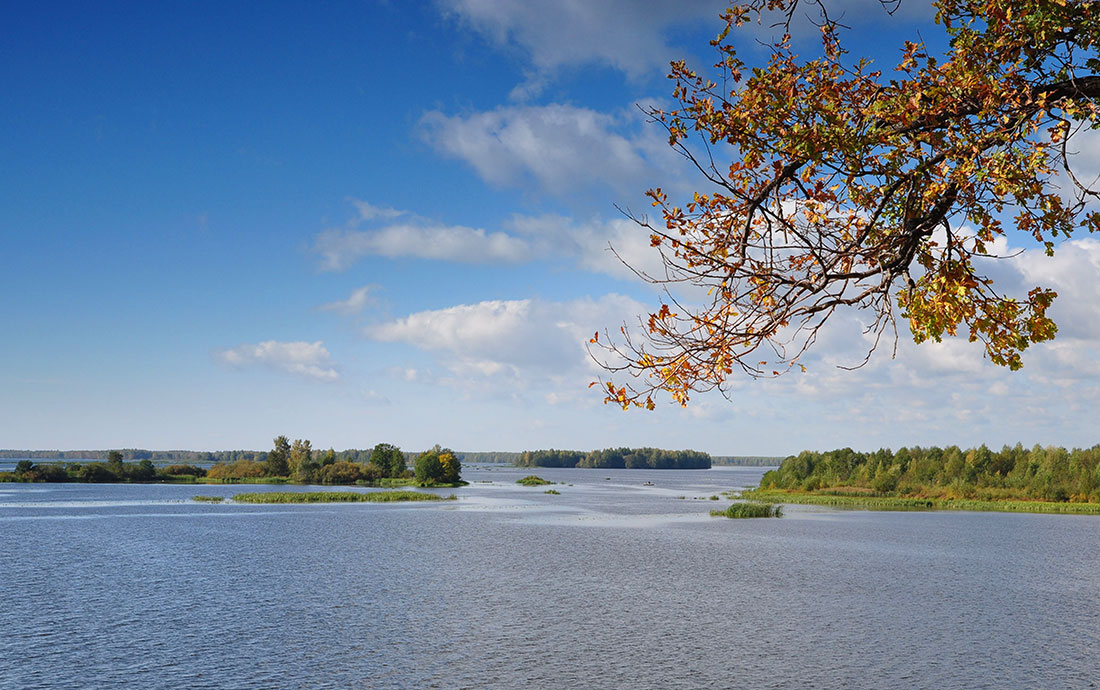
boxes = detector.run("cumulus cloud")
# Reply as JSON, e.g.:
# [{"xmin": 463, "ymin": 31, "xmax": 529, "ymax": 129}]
[
  {"xmin": 218, "ymin": 341, "xmax": 340, "ymax": 382},
  {"xmin": 440, "ymin": 0, "xmax": 933, "ymax": 96},
  {"xmin": 311, "ymin": 199, "xmax": 668, "ymax": 280},
  {"xmin": 439, "ymin": 0, "xmax": 723, "ymax": 81},
  {"xmin": 319, "ymin": 285, "xmax": 378, "ymax": 315},
  {"xmin": 312, "ymin": 197, "xmax": 537, "ymax": 271},
  {"xmin": 367, "ymin": 294, "xmax": 648, "ymax": 392},
  {"xmin": 420, "ymin": 104, "xmax": 672, "ymax": 196}
]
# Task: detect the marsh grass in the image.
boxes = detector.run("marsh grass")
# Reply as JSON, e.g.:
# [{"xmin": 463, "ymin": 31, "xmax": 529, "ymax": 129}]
[
  {"xmin": 231, "ymin": 490, "xmax": 455, "ymax": 504},
  {"xmin": 196, "ymin": 477, "xmax": 290, "ymax": 485},
  {"xmin": 192, "ymin": 495, "xmax": 224, "ymax": 502},
  {"xmin": 711, "ymin": 502, "xmax": 783, "ymax": 518},
  {"xmin": 516, "ymin": 475, "xmax": 554, "ymax": 486},
  {"xmin": 544, "ymin": 489, "xmax": 561, "ymax": 495},
  {"xmin": 743, "ymin": 489, "xmax": 1100, "ymax": 515}
]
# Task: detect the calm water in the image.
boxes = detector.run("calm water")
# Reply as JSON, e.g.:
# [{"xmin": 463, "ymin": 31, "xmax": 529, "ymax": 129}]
[{"xmin": 2, "ymin": 466, "xmax": 1099, "ymax": 689}]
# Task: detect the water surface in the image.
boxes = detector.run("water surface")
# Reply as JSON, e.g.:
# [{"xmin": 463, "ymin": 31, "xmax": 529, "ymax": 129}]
[{"xmin": 2, "ymin": 466, "xmax": 1097, "ymax": 689}]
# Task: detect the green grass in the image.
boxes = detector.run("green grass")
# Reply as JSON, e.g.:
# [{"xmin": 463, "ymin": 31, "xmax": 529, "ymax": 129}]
[
  {"xmin": 192, "ymin": 495, "xmax": 224, "ymax": 502},
  {"xmin": 544, "ymin": 488, "xmax": 561, "ymax": 495},
  {"xmin": 743, "ymin": 489, "xmax": 1100, "ymax": 515},
  {"xmin": 711, "ymin": 502, "xmax": 783, "ymax": 518},
  {"xmin": 230, "ymin": 490, "xmax": 456, "ymax": 504},
  {"xmin": 516, "ymin": 475, "xmax": 554, "ymax": 486}
]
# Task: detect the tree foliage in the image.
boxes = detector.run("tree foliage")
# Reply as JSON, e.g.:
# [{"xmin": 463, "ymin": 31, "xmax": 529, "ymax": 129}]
[
  {"xmin": 518, "ymin": 447, "xmax": 712, "ymax": 470},
  {"xmin": 762, "ymin": 443, "xmax": 1100, "ymax": 502},
  {"xmin": 265, "ymin": 435, "xmax": 291, "ymax": 477},
  {"xmin": 595, "ymin": 0, "xmax": 1100, "ymax": 408},
  {"xmin": 370, "ymin": 443, "xmax": 407, "ymax": 478}
]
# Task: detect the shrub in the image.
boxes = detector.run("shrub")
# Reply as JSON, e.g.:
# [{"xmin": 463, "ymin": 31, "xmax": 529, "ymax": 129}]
[
  {"xmin": 516, "ymin": 475, "xmax": 553, "ymax": 486},
  {"xmin": 415, "ymin": 452, "xmax": 444, "ymax": 485},
  {"xmin": 207, "ymin": 460, "xmax": 266, "ymax": 480},
  {"xmin": 711, "ymin": 502, "xmax": 783, "ymax": 518},
  {"xmin": 162, "ymin": 464, "xmax": 208, "ymax": 477},
  {"xmin": 316, "ymin": 461, "xmax": 366, "ymax": 485}
]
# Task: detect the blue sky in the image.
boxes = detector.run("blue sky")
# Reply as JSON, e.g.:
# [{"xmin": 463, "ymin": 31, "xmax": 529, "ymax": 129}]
[{"xmin": 4, "ymin": 1, "xmax": 1099, "ymax": 454}]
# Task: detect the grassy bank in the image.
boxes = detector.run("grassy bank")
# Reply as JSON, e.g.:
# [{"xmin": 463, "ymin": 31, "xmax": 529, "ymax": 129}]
[
  {"xmin": 516, "ymin": 475, "xmax": 554, "ymax": 486},
  {"xmin": 743, "ymin": 489, "xmax": 1100, "ymax": 515},
  {"xmin": 711, "ymin": 502, "xmax": 782, "ymax": 518},
  {"xmin": 229, "ymin": 490, "xmax": 456, "ymax": 504}
]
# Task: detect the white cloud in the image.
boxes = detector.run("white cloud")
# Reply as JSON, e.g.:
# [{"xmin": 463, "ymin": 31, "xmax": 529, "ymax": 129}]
[
  {"xmin": 319, "ymin": 285, "xmax": 378, "ymax": 315},
  {"xmin": 349, "ymin": 199, "xmax": 407, "ymax": 221},
  {"xmin": 311, "ymin": 200, "xmax": 668, "ymax": 281},
  {"xmin": 420, "ymin": 104, "xmax": 666, "ymax": 196},
  {"xmin": 439, "ymin": 0, "xmax": 724, "ymax": 81},
  {"xmin": 367, "ymin": 294, "xmax": 648, "ymax": 393},
  {"xmin": 440, "ymin": 0, "xmax": 934, "ymax": 98},
  {"xmin": 361, "ymin": 388, "xmax": 391, "ymax": 406},
  {"xmin": 314, "ymin": 223, "xmax": 533, "ymax": 271},
  {"xmin": 217, "ymin": 341, "xmax": 340, "ymax": 382}
]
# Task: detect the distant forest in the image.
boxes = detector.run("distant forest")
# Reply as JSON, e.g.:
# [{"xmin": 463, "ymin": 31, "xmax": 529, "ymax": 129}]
[
  {"xmin": 518, "ymin": 447, "xmax": 711, "ymax": 470},
  {"xmin": 1, "ymin": 449, "xmax": 777, "ymax": 467},
  {"xmin": 711, "ymin": 456, "xmax": 783, "ymax": 467},
  {"xmin": 763, "ymin": 444, "xmax": 1100, "ymax": 502}
]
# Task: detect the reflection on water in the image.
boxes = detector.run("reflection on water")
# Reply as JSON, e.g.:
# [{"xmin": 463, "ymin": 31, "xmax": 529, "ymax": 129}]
[{"xmin": 3, "ymin": 465, "xmax": 1099, "ymax": 689}]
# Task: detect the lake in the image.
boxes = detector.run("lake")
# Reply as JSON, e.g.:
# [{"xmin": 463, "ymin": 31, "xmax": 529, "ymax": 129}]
[{"xmin": 2, "ymin": 465, "xmax": 1098, "ymax": 689}]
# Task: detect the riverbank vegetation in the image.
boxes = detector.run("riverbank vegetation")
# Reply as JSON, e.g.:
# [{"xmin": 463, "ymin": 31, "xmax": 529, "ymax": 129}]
[
  {"xmin": 517, "ymin": 475, "xmax": 554, "ymax": 486},
  {"xmin": 754, "ymin": 444, "xmax": 1100, "ymax": 512},
  {"xmin": 711, "ymin": 502, "xmax": 782, "ymax": 519},
  {"xmin": 229, "ymin": 490, "xmax": 455, "ymax": 504},
  {"xmin": 0, "ymin": 452, "xmax": 209, "ymax": 484},
  {"xmin": 518, "ymin": 447, "xmax": 711, "ymax": 469},
  {"xmin": 2, "ymin": 439, "xmax": 464, "ymax": 487}
]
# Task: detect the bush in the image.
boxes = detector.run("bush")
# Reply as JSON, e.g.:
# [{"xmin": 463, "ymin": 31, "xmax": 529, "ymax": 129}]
[
  {"xmin": 415, "ymin": 452, "xmax": 445, "ymax": 485},
  {"xmin": 316, "ymin": 461, "xmax": 366, "ymax": 485},
  {"xmin": 77, "ymin": 463, "xmax": 119, "ymax": 483},
  {"xmin": 207, "ymin": 460, "xmax": 267, "ymax": 480},
  {"xmin": 711, "ymin": 502, "xmax": 783, "ymax": 519},
  {"xmin": 162, "ymin": 464, "xmax": 207, "ymax": 477},
  {"xmin": 516, "ymin": 475, "xmax": 554, "ymax": 486}
]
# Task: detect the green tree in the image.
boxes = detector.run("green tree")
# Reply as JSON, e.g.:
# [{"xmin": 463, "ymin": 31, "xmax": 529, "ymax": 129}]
[
  {"xmin": 107, "ymin": 450, "xmax": 124, "ymax": 471},
  {"xmin": 370, "ymin": 443, "xmax": 406, "ymax": 478},
  {"xmin": 414, "ymin": 450, "xmax": 444, "ymax": 485},
  {"xmin": 290, "ymin": 439, "xmax": 316, "ymax": 482},
  {"xmin": 265, "ymin": 435, "xmax": 291, "ymax": 477},
  {"xmin": 595, "ymin": 0, "xmax": 1100, "ymax": 409},
  {"xmin": 439, "ymin": 450, "xmax": 462, "ymax": 484}
]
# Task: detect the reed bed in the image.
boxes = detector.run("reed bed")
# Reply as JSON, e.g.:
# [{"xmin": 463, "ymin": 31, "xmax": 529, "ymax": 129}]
[
  {"xmin": 743, "ymin": 490, "xmax": 1100, "ymax": 514},
  {"xmin": 516, "ymin": 475, "xmax": 554, "ymax": 486},
  {"xmin": 711, "ymin": 502, "xmax": 783, "ymax": 518},
  {"xmin": 231, "ymin": 490, "xmax": 455, "ymax": 504}
]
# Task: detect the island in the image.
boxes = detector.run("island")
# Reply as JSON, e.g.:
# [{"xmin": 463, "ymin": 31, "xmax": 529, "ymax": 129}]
[
  {"xmin": 517, "ymin": 447, "xmax": 711, "ymax": 469},
  {"xmin": 1, "ymin": 439, "xmax": 466, "ymax": 488}
]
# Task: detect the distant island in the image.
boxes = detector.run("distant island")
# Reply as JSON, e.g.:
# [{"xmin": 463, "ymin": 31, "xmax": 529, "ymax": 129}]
[
  {"xmin": 1, "ymin": 447, "xmax": 784, "ymax": 469},
  {"xmin": 1, "ymin": 438, "xmax": 465, "ymax": 488},
  {"xmin": 517, "ymin": 447, "xmax": 711, "ymax": 470},
  {"xmin": 746, "ymin": 444, "xmax": 1100, "ymax": 514}
]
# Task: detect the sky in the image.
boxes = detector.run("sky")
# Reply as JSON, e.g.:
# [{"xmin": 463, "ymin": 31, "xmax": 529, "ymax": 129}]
[{"xmin": 3, "ymin": 1, "xmax": 1099, "ymax": 455}]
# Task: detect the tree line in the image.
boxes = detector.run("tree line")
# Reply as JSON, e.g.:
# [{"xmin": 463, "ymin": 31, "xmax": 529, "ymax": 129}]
[
  {"xmin": 3, "ymin": 439, "xmax": 463, "ymax": 487},
  {"xmin": 517, "ymin": 447, "xmax": 711, "ymax": 470},
  {"xmin": 205, "ymin": 437, "xmax": 462, "ymax": 486},
  {"xmin": 761, "ymin": 444, "xmax": 1100, "ymax": 503},
  {"xmin": 3, "ymin": 451, "xmax": 208, "ymax": 483}
]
